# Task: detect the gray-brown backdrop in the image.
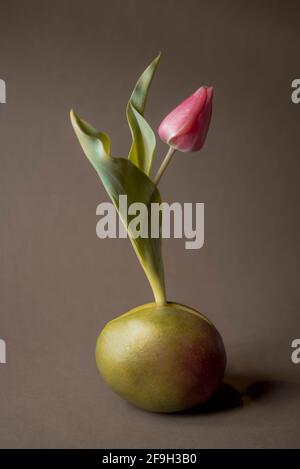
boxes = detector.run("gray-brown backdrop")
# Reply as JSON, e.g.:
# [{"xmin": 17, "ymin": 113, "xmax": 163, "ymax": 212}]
[{"xmin": 0, "ymin": 0, "xmax": 300, "ymax": 448}]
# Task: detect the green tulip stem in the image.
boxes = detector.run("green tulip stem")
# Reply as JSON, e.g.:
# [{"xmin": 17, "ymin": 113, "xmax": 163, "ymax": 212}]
[
  {"xmin": 149, "ymin": 273, "xmax": 167, "ymax": 305},
  {"xmin": 154, "ymin": 146, "xmax": 176, "ymax": 185}
]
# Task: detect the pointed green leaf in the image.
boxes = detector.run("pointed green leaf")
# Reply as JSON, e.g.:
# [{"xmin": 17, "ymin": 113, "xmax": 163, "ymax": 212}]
[
  {"xmin": 127, "ymin": 53, "xmax": 161, "ymax": 176},
  {"xmin": 71, "ymin": 111, "xmax": 166, "ymax": 304},
  {"xmin": 70, "ymin": 110, "xmax": 110, "ymax": 166},
  {"xmin": 129, "ymin": 52, "xmax": 161, "ymax": 115}
]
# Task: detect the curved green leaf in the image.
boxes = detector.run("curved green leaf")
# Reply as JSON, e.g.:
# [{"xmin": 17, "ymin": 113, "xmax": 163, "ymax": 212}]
[
  {"xmin": 129, "ymin": 52, "xmax": 161, "ymax": 115},
  {"xmin": 127, "ymin": 53, "xmax": 161, "ymax": 176},
  {"xmin": 71, "ymin": 110, "xmax": 166, "ymax": 304},
  {"xmin": 70, "ymin": 110, "xmax": 110, "ymax": 165}
]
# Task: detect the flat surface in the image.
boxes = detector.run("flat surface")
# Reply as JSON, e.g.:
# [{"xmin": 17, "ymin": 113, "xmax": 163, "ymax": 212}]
[{"xmin": 0, "ymin": 0, "xmax": 300, "ymax": 448}]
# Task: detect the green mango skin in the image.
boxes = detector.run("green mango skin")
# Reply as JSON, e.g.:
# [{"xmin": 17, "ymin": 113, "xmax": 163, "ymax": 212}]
[{"xmin": 96, "ymin": 302, "xmax": 226, "ymax": 413}]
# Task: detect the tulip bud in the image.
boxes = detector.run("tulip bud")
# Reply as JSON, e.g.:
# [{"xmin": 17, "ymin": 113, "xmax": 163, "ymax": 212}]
[{"xmin": 158, "ymin": 86, "xmax": 213, "ymax": 152}]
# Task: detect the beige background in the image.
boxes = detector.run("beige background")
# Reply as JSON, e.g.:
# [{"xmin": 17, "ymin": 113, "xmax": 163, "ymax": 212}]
[{"xmin": 1, "ymin": 0, "xmax": 300, "ymax": 448}]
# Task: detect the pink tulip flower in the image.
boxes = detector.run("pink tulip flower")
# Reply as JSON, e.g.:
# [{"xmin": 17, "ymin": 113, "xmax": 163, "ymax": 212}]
[{"xmin": 158, "ymin": 86, "xmax": 213, "ymax": 152}]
